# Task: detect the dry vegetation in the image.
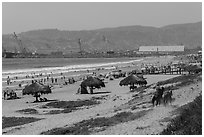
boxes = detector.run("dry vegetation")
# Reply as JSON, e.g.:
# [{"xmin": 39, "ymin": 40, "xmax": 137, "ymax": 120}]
[
  {"xmin": 16, "ymin": 96, "xmax": 107, "ymax": 115},
  {"xmin": 16, "ymin": 108, "xmax": 39, "ymax": 114},
  {"xmin": 161, "ymin": 95, "xmax": 202, "ymax": 135},
  {"xmin": 2, "ymin": 116, "xmax": 43, "ymax": 129},
  {"xmin": 157, "ymin": 74, "xmax": 201, "ymax": 90},
  {"xmin": 41, "ymin": 109, "xmax": 152, "ymax": 135}
]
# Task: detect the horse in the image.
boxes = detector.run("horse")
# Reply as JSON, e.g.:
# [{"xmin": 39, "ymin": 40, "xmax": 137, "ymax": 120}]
[
  {"xmin": 163, "ymin": 90, "xmax": 173, "ymax": 105},
  {"xmin": 152, "ymin": 86, "xmax": 164, "ymax": 106}
]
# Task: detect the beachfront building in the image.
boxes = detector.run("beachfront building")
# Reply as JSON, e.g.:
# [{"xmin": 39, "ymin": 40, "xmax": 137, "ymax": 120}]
[{"xmin": 138, "ymin": 46, "xmax": 185, "ymax": 54}]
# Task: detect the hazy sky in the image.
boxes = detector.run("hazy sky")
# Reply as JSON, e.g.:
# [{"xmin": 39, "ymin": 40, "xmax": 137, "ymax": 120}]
[{"xmin": 2, "ymin": 2, "xmax": 202, "ymax": 34}]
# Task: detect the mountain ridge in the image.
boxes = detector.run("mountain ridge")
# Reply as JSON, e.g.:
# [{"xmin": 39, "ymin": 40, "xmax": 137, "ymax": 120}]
[{"xmin": 2, "ymin": 21, "xmax": 202, "ymax": 54}]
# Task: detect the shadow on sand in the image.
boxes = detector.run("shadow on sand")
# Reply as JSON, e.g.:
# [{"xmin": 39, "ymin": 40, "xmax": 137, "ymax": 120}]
[
  {"xmin": 28, "ymin": 99, "xmax": 58, "ymax": 104},
  {"xmin": 91, "ymin": 91, "xmax": 111, "ymax": 95}
]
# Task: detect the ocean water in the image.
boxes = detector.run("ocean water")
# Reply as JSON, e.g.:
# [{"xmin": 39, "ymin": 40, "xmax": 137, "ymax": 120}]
[{"xmin": 2, "ymin": 58, "xmax": 143, "ymax": 79}]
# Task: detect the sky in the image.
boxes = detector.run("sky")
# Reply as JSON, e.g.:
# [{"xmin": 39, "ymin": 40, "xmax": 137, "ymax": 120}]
[{"xmin": 2, "ymin": 2, "xmax": 202, "ymax": 34}]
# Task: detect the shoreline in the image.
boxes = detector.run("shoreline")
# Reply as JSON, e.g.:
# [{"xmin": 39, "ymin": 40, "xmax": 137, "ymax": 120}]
[
  {"xmin": 2, "ymin": 58, "xmax": 143, "ymax": 78},
  {"xmin": 2, "ymin": 57, "xmax": 142, "ymax": 73},
  {"xmin": 2, "ymin": 56, "xmax": 175, "ymax": 90}
]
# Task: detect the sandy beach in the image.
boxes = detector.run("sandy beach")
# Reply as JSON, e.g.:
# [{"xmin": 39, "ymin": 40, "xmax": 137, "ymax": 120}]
[{"xmin": 2, "ymin": 56, "xmax": 202, "ymax": 135}]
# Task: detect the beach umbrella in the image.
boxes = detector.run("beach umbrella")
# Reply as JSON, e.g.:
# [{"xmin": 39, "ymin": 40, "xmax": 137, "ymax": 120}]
[
  {"xmin": 119, "ymin": 74, "xmax": 147, "ymax": 86},
  {"xmin": 81, "ymin": 76, "xmax": 105, "ymax": 94},
  {"xmin": 81, "ymin": 76, "xmax": 105, "ymax": 89},
  {"xmin": 22, "ymin": 82, "xmax": 51, "ymax": 102}
]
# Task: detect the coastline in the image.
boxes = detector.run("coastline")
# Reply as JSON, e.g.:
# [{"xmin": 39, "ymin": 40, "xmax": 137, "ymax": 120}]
[{"xmin": 2, "ymin": 56, "xmax": 174, "ymax": 90}]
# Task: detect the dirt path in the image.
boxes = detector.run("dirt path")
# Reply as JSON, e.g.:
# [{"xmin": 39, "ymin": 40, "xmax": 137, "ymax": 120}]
[{"xmin": 2, "ymin": 74, "xmax": 201, "ymax": 135}]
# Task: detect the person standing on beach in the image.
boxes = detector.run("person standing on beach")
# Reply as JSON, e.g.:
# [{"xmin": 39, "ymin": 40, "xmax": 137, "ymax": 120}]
[
  {"xmin": 51, "ymin": 77, "xmax": 54, "ymax": 83},
  {"xmin": 4, "ymin": 87, "xmax": 10, "ymax": 100},
  {"xmin": 7, "ymin": 76, "xmax": 11, "ymax": 85},
  {"xmin": 3, "ymin": 89, "xmax": 7, "ymax": 100}
]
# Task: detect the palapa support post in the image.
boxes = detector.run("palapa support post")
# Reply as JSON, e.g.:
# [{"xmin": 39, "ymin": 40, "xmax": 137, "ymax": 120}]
[
  {"xmin": 34, "ymin": 92, "xmax": 41, "ymax": 102},
  {"xmin": 90, "ymin": 87, "xmax": 93, "ymax": 94},
  {"xmin": 35, "ymin": 96, "xmax": 39, "ymax": 102}
]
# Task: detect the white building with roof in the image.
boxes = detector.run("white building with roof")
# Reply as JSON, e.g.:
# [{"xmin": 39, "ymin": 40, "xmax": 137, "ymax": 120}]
[{"xmin": 139, "ymin": 46, "xmax": 185, "ymax": 52}]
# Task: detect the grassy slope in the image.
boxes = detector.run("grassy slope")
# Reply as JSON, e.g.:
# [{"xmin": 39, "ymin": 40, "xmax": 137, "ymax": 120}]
[
  {"xmin": 158, "ymin": 74, "xmax": 202, "ymax": 135},
  {"xmin": 161, "ymin": 95, "xmax": 202, "ymax": 135}
]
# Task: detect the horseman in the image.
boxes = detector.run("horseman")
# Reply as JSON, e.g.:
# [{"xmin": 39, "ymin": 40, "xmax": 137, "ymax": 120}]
[{"xmin": 152, "ymin": 86, "xmax": 164, "ymax": 106}]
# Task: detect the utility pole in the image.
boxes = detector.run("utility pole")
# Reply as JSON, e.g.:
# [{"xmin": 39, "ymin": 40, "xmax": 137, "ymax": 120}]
[
  {"xmin": 78, "ymin": 38, "xmax": 82, "ymax": 56},
  {"xmin": 102, "ymin": 35, "xmax": 109, "ymax": 52}
]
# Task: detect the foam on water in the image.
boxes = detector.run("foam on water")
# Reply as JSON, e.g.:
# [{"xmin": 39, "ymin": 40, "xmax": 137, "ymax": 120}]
[{"xmin": 2, "ymin": 59, "xmax": 143, "ymax": 79}]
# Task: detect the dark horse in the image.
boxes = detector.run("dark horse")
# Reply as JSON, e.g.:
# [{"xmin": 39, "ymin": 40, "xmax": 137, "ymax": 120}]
[
  {"xmin": 163, "ymin": 90, "xmax": 173, "ymax": 105},
  {"xmin": 152, "ymin": 86, "xmax": 164, "ymax": 106}
]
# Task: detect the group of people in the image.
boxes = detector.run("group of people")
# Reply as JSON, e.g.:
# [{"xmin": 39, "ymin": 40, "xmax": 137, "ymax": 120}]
[
  {"xmin": 3, "ymin": 88, "xmax": 18, "ymax": 100},
  {"xmin": 152, "ymin": 85, "xmax": 173, "ymax": 106},
  {"xmin": 141, "ymin": 63, "xmax": 184, "ymax": 75}
]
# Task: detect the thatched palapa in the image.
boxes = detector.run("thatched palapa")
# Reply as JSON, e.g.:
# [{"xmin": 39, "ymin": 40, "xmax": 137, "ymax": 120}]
[
  {"xmin": 119, "ymin": 74, "xmax": 147, "ymax": 86},
  {"xmin": 22, "ymin": 82, "xmax": 51, "ymax": 102},
  {"xmin": 81, "ymin": 76, "xmax": 105, "ymax": 89},
  {"xmin": 22, "ymin": 82, "xmax": 51, "ymax": 95}
]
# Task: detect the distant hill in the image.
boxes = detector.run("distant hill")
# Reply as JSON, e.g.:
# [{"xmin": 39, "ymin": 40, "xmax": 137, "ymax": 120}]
[{"xmin": 2, "ymin": 21, "xmax": 202, "ymax": 54}]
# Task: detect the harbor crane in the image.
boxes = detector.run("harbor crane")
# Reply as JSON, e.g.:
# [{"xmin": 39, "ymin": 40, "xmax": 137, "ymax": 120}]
[
  {"xmin": 13, "ymin": 32, "xmax": 28, "ymax": 54},
  {"xmin": 102, "ymin": 35, "xmax": 115, "ymax": 53},
  {"xmin": 67, "ymin": 37, "xmax": 84, "ymax": 56}
]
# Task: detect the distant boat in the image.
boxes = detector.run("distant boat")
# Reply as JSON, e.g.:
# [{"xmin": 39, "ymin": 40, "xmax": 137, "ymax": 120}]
[{"xmin": 3, "ymin": 52, "xmax": 16, "ymax": 58}]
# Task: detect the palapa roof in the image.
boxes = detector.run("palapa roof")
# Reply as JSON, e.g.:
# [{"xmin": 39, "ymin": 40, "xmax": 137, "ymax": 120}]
[
  {"xmin": 22, "ymin": 82, "xmax": 51, "ymax": 95},
  {"xmin": 81, "ymin": 76, "xmax": 105, "ymax": 89},
  {"xmin": 119, "ymin": 74, "xmax": 147, "ymax": 86}
]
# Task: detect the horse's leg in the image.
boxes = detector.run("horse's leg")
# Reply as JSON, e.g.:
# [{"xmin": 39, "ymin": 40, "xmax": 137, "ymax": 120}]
[
  {"xmin": 157, "ymin": 96, "xmax": 161, "ymax": 106},
  {"xmin": 169, "ymin": 96, "xmax": 172, "ymax": 104},
  {"xmin": 159, "ymin": 98, "xmax": 161, "ymax": 105},
  {"xmin": 164, "ymin": 97, "xmax": 167, "ymax": 106},
  {"xmin": 152, "ymin": 96, "xmax": 155, "ymax": 106},
  {"xmin": 156, "ymin": 98, "xmax": 159, "ymax": 106},
  {"xmin": 166, "ymin": 97, "xmax": 169, "ymax": 105}
]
